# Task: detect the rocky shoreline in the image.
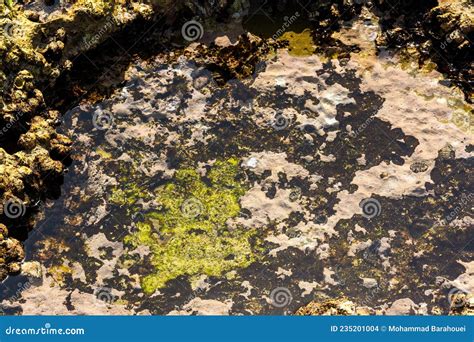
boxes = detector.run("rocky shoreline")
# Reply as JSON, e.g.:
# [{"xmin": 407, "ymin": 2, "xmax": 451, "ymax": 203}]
[{"xmin": 0, "ymin": 0, "xmax": 472, "ymax": 315}]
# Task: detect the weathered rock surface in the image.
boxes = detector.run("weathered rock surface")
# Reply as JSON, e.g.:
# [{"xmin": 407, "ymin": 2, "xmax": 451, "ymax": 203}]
[
  {"xmin": 0, "ymin": 0, "xmax": 158, "ymax": 281},
  {"xmin": 0, "ymin": 1, "xmax": 472, "ymax": 316},
  {"xmin": 373, "ymin": 0, "xmax": 473, "ymax": 101}
]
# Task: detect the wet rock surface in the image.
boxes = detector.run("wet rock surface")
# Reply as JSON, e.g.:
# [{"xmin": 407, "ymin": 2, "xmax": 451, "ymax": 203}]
[
  {"xmin": 372, "ymin": 0, "xmax": 473, "ymax": 102},
  {"xmin": 0, "ymin": 0, "xmax": 156, "ymax": 281},
  {"xmin": 0, "ymin": 1, "xmax": 473, "ymax": 316}
]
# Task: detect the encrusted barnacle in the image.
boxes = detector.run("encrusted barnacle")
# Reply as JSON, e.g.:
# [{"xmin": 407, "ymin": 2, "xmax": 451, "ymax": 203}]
[
  {"xmin": 5, "ymin": 50, "xmax": 20, "ymax": 66},
  {"xmin": 13, "ymin": 77, "xmax": 25, "ymax": 89},
  {"xmin": 49, "ymin": 68, "xmax": 60, "ymax": 78},
  {"xmin": 438, "ymin": 144, "xmax": 455, "ymax": 159},
  {"xmin": 0, "ymin": 70, "xmax": 7, "ymax": 91},
  {"xmin": 13, "ymin": 70, "xmax": 34, "ymax": 90},
  {"xmin": 410, "ymin": 160, "xmax": 429, "ymax": 173},
  {"xmin": 56, "ymin": 28, "xmax": 66, "ymax": 40},
  {"xmin": 46, "ymin": 40, "xmax": 65, "ymax": 54},
  {"xmin": 12, "ymin": 88, "xmax": 27, "ymax": 101}
]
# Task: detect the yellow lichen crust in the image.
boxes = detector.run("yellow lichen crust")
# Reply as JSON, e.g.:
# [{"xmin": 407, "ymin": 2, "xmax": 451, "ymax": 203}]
[
  {"xmin": 279, "ymin": 30, "xmax": 316, "ymax": 57},
  {"xmin": 125, "ymin": 158, "xmax": 261, "ymax": 294}
]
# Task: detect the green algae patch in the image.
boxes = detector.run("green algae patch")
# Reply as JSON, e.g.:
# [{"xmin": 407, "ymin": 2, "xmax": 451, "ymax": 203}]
[
  {"xmin": 109, "ymin": 182, "xmax": 148, "ymax": 207},
  {"xmin": 96, "ymin": 148, "xmax": 112, "ymax": 159},
  {"xmin": 48, "ymin": 264, "xmax": 72, "ymax": 287},
  {"xmin": 279, "ymin": 29, "xmax": 315, "ymax": 57},
  {"xmin": 108, "ymin": 160, "xmax": 153, "ymax": 207},
  {"xmin": 124, "ymin": 158, "xmax": 261, "ymax": 294}
]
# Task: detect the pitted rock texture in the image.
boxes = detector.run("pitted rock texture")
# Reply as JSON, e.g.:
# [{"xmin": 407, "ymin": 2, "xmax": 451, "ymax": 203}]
[
  {"xmin": 0, "ymin": 1, "xmax": 472, "ymax": 316},
  {"xmin": 1, "ymin": 16, "xmax": 471, "ymax": 315},
  {"xmin": 372, "ymin": 0, "xmax": 473, "ymax": 102},
  {"xmin": 0, "ymin": 0, "xmax": 157, "ymax": 280}
]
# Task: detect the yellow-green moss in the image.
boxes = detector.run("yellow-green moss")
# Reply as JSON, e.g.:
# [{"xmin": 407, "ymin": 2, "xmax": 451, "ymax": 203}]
[
  {"xmin": 48, "ymin": 264, "xmax": 72, "ymax": 286},
  {"xmin": 124, "ymin": 158, "xmax": 261, "ymax": 294},
  {"xmin": 96, "ymin": 148, "xmax": 112, "ymax": 159},
  {"xmin": 109, "ymin": 182, "xmax": 148, "ymax": 207},
  {"xmin": 279, "ymin": 29, "xmax": 315, "ymax": 57}
]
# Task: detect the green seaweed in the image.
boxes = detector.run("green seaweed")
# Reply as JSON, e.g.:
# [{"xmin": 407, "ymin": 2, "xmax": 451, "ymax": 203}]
[
  {"xmin": 109, "ymin": 182, "xmax": 149, "ymax": 207},
  {"xmin": 124, "ymin": 158, "xmax": 261, "ymax": 294}
]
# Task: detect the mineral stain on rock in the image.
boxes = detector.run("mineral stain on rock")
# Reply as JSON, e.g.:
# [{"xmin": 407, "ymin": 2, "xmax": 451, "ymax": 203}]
[{"xmin": 0, "ymin": 0, "xmax": 473, "ymax": 316}]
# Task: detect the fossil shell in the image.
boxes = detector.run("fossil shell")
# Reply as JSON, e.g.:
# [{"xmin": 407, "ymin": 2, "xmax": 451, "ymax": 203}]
[{"xmin": 410, "ymin": 160, "xmax": 429, "ymax": 173}]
